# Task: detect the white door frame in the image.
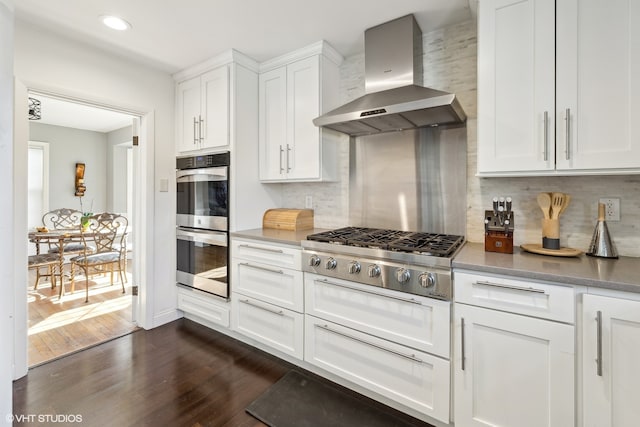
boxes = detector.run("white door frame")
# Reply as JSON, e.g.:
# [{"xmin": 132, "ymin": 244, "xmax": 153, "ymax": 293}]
[{"xmin": 13, "ymin": 83, "xmax": 154, "ymax": 379}]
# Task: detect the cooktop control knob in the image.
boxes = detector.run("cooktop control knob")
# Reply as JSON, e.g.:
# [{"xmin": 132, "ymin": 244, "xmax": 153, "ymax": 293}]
[
  {"xmin": 348, "ymin": 261, "xmax": 361, "ymax": 274},
  {"xmin": 396, "ymin": 268, "xmax": 411, "ymax": 284},
  {"xmin": 419, "ymin": 272, "xmax": 436, "ymax": 288},
  {"xmin": 325, "ymin": 257, "xmax": 337, "ymax": 270},
  {"xmin": 367, "ymin": 264, "xmax": 381, "ymax": 278},
  {"xmin": 308, "ymin": 255, "xmax": 321, "ymax": 267}
]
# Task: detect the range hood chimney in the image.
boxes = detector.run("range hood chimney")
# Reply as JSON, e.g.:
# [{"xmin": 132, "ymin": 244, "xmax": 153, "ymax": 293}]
[{"xmin": 313, "ymin": 14, "xmax": 466, "ymax": 136}]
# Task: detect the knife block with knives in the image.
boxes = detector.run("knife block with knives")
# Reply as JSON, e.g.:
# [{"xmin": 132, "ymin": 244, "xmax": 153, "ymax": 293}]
[{"xmin": 484, "ymin": 196, "xmax": 514, "ymax": 254}]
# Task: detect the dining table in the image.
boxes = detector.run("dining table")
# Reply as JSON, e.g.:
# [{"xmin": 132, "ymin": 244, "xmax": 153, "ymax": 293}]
[{"xmin": 28, "ymin": 228, "xmax": 89, "ymax": 298}]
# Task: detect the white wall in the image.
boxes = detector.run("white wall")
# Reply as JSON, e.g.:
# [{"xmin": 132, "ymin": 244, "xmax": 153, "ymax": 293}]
[
  {"xmin": 0, "ymin": 0, "xmax": 14, "ymax": 419},
  {"xmin": 29, "ymin": 122, "xmax": 108, "ymax": 215},
  {"xmin": 14, "ymin": 18, "xmax": 179, "ymax": 329}
]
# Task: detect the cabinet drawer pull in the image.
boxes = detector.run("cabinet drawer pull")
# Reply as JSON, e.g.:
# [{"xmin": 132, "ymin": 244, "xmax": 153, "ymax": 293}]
[
  {"xmin": 239, "ymin": 262, "xmax": 283, "ymax": 275},
  {"xmin": 318, "ymin": 323, "xmax": 423, "ymax": 364},
  {"xmin": 543, "ymin": 110, "xmax": 549, "ymax": 161},
  {"xmin": 199, "ymin": 115, "xmax": 204, "ymax": 142},
  {"xmin": 596, "ymin": 310, "xmax": 603, "ymax": 377},
  {"xmin": 315, "ymin": 278, "xmax": 423, "ymax": 305},
  {"xmin": 193, "ymin": 117, "xmax": 198, "ymax": 145},
  {"xmin": 473, "ymin": 280, "xmax": 546, "ymax": 295},
  {"xmin": 238, "ymin": 244, "xmax": 284, "ymax": 254},
  {"xmin": 565, "ymin": 108, "xmax": 571, "ymax": 160},
  {"xmin": 286, "ymin": 144, "xmax": 292, "ymax": 172},
  {"xmin": 240, "ymin": 298, "xmax": 284, "ymax": 316},
  {"xmin": 461, "ymin": 317, "xmax": 466, "ymax": 371},
  {"xmin": 279, "ymin": 145, "xmax": 284, "ymax": 173}
]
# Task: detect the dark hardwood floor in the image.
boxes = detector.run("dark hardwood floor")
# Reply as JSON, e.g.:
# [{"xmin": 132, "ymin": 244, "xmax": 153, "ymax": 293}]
[{"xmin": 14, "ymin": 318, "xmax": 435, "ymax": 427}]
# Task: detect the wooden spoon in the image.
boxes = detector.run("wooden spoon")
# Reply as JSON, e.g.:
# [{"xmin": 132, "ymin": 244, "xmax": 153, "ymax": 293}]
[
  {"xmin": 559, "ymin": 194, "xmax": 571, "ymax": 216},
  {"xmin": 550, "ymin": 192, "xmax": 566, "ymax": 219},
  {"xmin": 537, "ymin": 193, "xmax": 551, "ymax": 219}
]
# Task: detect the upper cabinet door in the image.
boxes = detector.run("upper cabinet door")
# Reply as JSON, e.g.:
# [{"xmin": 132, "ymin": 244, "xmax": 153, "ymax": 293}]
[
  {"xmin": 258, "ymin": 67, "xmax": 287, "ymax": 180},
  {"xmin": 477, "ymin": 0, "xmax": 555, "ymax": 175},
  {"xmin": 200, "ymin": 66, "xmax": 230, "ymax": 150},
  {"xmin": 176, "ymin": 76, "xmax": 202, "ymax": 153},
  {"xmin": 286, "ymin": 56, "xmax": 321, "ymax": 180},
  {"xmin": 556, "ymin": 0, "xmax": 640, "ymax": 171}
]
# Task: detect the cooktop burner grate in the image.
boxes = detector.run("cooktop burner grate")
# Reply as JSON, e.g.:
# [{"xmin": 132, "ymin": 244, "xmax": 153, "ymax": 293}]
[{"xmin": 306, "ymin": 227, "xmax": 464, "ymax": 257}]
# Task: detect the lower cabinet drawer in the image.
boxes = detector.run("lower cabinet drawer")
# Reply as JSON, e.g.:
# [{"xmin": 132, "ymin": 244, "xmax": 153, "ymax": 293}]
[
  {"xmin": 178, "ymin": 287, "xmax": 230, "ymax": 328},
  {"xmin": 304, "ymin": 315, "xmax": 450, "ymax": 423},
  {"xmin": 231, "ymin": 293, "xmax": 303, "ymax": 359},
  {"xmin": 231, "ymin": 258, "xmax": 303, "ymax": 312}
]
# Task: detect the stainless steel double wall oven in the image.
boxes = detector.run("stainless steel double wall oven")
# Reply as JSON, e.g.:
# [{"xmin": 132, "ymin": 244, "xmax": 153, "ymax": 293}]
[{"xmin": 176, "ymin": 152, "xmax": 230, "ymax": 299}]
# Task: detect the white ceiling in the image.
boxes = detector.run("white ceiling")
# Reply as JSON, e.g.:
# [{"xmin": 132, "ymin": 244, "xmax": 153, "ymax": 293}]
[
  {"xmin": 16, "ymin": 0, "xmax": 474, "ymax": 132},
  {"xmin": 14, "ymin": 0, "xmax": 474, "ymax": 74},
  {"xmin": 29, "ymin": 94, "xmax": 135, "ymax": 133}
]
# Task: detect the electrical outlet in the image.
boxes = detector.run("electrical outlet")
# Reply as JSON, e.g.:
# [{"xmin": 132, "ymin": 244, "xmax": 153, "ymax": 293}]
[
  {"xmin": 599, "ymin": 197, "xmax": 621, "ymax": 221},
  {"xmin": 305, "ymin": 195, "xmax": 313, "ymax": 209}
]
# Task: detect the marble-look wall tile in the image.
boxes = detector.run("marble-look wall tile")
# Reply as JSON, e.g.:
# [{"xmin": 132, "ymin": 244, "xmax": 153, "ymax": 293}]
[{"xmin": 282, "ymin": 20, "xmax": 640, "ymax": 257}]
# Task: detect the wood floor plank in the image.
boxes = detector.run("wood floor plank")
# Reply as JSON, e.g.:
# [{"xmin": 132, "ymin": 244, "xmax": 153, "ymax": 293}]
[{"xmin": 14, "ymin": 319, "xmax": 434, "ymax": 427}]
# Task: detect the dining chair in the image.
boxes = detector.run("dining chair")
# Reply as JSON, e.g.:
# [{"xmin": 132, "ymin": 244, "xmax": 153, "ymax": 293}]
[
  {"xmin": 41, "ymin": 208, "xmax": 92, "ymax": 255},
  {"xmin": 68, "ymin": 213, "xmax": 128, "ymax": 302},
  {"xmin": 28, "ymin": 253, "xmax": 60, "ymax": 290}
]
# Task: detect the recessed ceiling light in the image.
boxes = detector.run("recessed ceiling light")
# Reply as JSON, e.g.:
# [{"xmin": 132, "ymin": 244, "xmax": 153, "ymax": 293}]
[{"xmin": 99, "ymin": 15, "xmax": 131, "ymax": 31}]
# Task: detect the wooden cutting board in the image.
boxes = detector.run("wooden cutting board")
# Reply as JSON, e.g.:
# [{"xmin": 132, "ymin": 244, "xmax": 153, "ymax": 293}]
[
  {"xmin": 520, "ymin": 243, "xmax": 582, "ymax": 257},
  {"xmin": 262, "ymin": 208, "xmax": 314, "ymax": 231}
]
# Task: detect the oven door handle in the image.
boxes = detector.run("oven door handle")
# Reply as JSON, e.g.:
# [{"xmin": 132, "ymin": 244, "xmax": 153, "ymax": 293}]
[
  {"xmin": 176, "ymin": 228, "xmax": 227, "ymax": 246},
  {"xmin": 314, "ymin": 278, "xmax": 423, "ymax": 305},
  {"xmin": 176, "ymin": 166, "xmax": 228, "ymax": 182}
]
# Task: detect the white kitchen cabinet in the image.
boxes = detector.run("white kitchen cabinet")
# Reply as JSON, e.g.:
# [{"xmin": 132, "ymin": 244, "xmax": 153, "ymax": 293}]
[
  {"xmin": 305, "ymin": 273, "xmax": 450, "ymax": 358},
  {"xmin": 230, "ymin": 237, "xmax": 304, "ymax": 359},
  {"xmin": 304, "ymin": 272, "xmax": 451, "ymax": 423},
  {"xmin": 177, "ymin": 286, "xmax": 230, "ymax": 328},
  {"xmin": 582, "ymin": 293, "xmax": 640, "ymax": 427},
  {"xmin": 176, "ymin": 65, "xmax": 229, "ymax": 153},
  {"xmin": 453, "ymin": 271, "xmax": 575, "ymax": 427},
  {"xmin": 231, "ymin": 294, "xmax": 304, "ymax": 359},
  {"xmin": 258, "ymin": 41, "xmax": 342, "ymax": 182},
  {"xmin": 305, "ymin": 315, "xmax": 450, "ymax": 423},
  {"xmin": 478, "ymin": 0, "xmax": 640, "ymax": 176}
]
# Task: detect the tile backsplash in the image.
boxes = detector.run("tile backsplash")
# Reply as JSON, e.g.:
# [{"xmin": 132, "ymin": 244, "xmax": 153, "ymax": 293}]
[{"xmin": 282, "ymin": 20, "xmax": 640, "ymax": 257}]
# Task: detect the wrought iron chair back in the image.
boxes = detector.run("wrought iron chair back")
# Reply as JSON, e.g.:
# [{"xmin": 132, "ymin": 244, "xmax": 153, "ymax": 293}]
[
  {"xmin": 69, "ymin": 213, "xmax": 128, "ymax": 302},
  {"xmin": 42, "ymin": 208, "xmax": 83, "ymax": 230}
]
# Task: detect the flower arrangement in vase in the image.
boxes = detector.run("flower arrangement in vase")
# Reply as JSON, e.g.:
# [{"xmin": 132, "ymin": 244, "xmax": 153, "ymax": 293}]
[{"xmin": 79, "ymin": 197, "xmax": 93, "ymax": 231}]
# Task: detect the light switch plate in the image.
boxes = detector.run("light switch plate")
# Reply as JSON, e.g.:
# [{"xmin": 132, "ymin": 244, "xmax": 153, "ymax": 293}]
[{"xmin": 159, "ymin": 178, "xmax": 169, "ymax": 192}]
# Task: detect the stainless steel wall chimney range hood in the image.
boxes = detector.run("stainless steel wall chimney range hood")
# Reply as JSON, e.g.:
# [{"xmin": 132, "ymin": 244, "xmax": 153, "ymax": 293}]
[{"xmin": 313, "ymin": 14, "xmax": 466, "ymax": 137}]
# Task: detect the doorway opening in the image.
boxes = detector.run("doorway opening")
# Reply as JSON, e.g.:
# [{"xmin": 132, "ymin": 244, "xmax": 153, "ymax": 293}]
[{"xmin": 26, "ymin": 93, "xmax": 140, "ymax": 367}]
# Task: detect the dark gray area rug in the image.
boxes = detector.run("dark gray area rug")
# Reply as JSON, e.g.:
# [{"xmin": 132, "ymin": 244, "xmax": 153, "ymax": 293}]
[{"xmin": 246, "ymin": 370, "xmax": 433, "ymax": 427}]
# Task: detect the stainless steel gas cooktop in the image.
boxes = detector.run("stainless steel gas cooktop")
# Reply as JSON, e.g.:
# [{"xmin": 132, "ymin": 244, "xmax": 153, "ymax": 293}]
[{"xmin": 301, "ymin": 227, "xmax": 465, "ymax": 300}]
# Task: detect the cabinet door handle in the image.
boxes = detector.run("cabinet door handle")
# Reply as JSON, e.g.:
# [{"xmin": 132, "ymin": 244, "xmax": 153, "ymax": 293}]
[
  {"xmin": 193, "ymin": 117, "xmax": 198, "ymax": 145},
  {"xmin": 461, "ymin": 317, "xmax": 466, "ymax": 371},
  {"xmin": 199, "ymin": 115, "xmax": 204, "ymax": 143},
  {"xmin": 543, "ymin": 110, "xmax": 549, "ymax": 161},
  {"xmin": 239, "ymin": 262, "xmax": 284, "ymax": 275},
  {"xmin": 238, "ymin": 244, "xmax": 284, "ymax": 254},
  {"xmin": 317, "ymin": 323, "xmax": 423, "ymax": 364},
  {"xmin": 596, "ymin": 310, "xmax": 603, "ymax": 377},
  {"xmin": 314, "ymin": 278, "xmax": 423, "ymax": 305},
  {"xmin": 286, "ymin": 144, "xmax": 292, "ymax": 172},
  {"xmin": 279, "ymin": 145, "xmax": 284, "ymax": 173},
  {"xmin": 565, "ymin": 108, "xmax": 571, "ymax": 160},
  {"xmin": 240, "ymin": 298, "xmax": 284, "ymax": 316},
  {"xmin": 473, "ymin": 280, "xmax": 546, "ymax": 294}
]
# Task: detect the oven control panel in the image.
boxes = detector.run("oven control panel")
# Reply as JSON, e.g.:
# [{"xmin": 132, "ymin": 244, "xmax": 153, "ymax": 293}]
[{"xmin": 302, "ymin": 251, "xmax": 451, "ymax": 300}]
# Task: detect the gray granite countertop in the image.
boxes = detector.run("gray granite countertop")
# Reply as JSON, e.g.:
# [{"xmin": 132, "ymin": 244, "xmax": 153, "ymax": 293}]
[
  {"xmin": 453, "ymin": 242, "xmax": 640, "ymax": 293},
  {"xmin": 231, "ymin": 228, "xmax": 329, "ymax": 247}
]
